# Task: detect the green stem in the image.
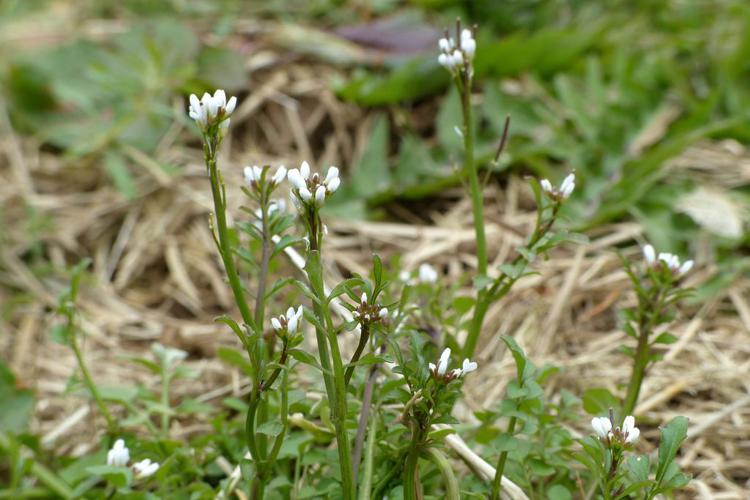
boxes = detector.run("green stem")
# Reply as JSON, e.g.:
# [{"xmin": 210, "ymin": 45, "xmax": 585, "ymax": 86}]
[
  {"xmin": 70, "ymin": 338, "xmax": 116, "ymax": 434},
  {"xmin": 426, "ymin": 448, "xmax": 460, "ymax": 500},
  {"xmin": 160, "ymin": 370, "xmax": 170, "ymax": 435},
  {"xmin": 491, "ymin": 416, "xmax": 517, "ymax": 500},
  {"xmin": 461, "ymin": 75, "xmax": 487, "ymax": 278},
  {"xmin": 403, "ymin": 427, "xmax": 425, "ymax": 500},
  {"xmin": 345, "ymin": 324, "xmax": 370, "ymax": 386},
  {"xmin": 307, "ymin": 251, "xmax": 354, "ymax": 499},
  {"xmin": 357, "ymin": 413, "xmax": 378, "ymax": 500},
  {"xmin": 205, "ymin": 147, "xmax": 254, "ymax": 330},
  {"xmin": 622, "ymin": 286, "xmax": 666, "ymax": 416}
]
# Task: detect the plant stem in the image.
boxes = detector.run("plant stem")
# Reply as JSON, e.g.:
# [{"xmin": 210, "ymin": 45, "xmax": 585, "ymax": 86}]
[
  {"xmin": 205, "ymin": 143, "xmax": 254, "ymax": 330},
  {"xmin": 403, "ymin": 427, "xmax": 425, "ymax": 500},
  {"xmin": 461, "ymin": 76, "xmax": 487, "ymax": 278},
  {"xmin": 307, "ymin": 251, "xmax": 355, "ymax": 499},
  {"xmin": 70, "ymin": 337, "xmax": 116, "ymax": 435},
  {"xmin": 357, "ymin": 412, "xmax": 378, "ymax": 500},
  {"xmin": 426, "ymin": 448, "xmax": 460, "ymax": 500},
  {"xmin": 622, "ymin": 287, "xmax": 666, "ymax": 415},
  {"xmin": 160, "ymin": 369, "xmax": 170, "ymax": 435},
  {"xmin": 352, "ymin": 359, "xmax": 379, "ymax": 482},
  {"xmin": 491, "ymin": 415, "xmax": 517, "ymax": 500},
  {"xmin": 345, "ymin": 324, "xmax": 370, "ymax": 386}
]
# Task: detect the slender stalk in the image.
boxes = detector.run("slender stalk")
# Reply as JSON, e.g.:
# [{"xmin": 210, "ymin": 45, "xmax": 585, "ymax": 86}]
[
  {"xmin": 491, "ymin": 416, "xmax": 517, "ymax": 500},
  {"xmin": 352, "ymin": 361, "xmax": 378, "ymax": 482},
  {"xmin": 70, "ymin": 338, "xmax": 116, "ymax": 434},
  {"xmin": 403, "ymin": 427, "xmax": 425, "ymax": 500},
  {"xmin": 345, "ymin": 324, "xmax": 370, "ymax": 386},
  {"xmin": 461, "ymin": 76, "xmax": 487, "ymax": 278},
  {"xmin": 426, "ymin": 448, "xmax": 460, "ymax": 500},
  {"xmin": 205, "ymin": 142, "xmax": 254, "ymax": 329},
  {"xmin": 307, "ymin": 250, "xmax": 354, "ymax": 499},
  {"xmin": 357, "ymin": 413, "xmax": 378, "ymax": 500},
  {"xmin": 622, "ymin": 287, "xmax": 666, "ymax": 415},
  {"xmin": 160, "ymin": 369, "xmax": 170, "ymax": 435}
]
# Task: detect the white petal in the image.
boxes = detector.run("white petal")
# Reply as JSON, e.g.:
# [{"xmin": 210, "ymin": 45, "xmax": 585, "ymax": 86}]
[
  {"xmin": 300, "ymin": 161, "xmax": 310, "ymax": 179},
  {"xmin": 462, "ymin": 38, "xmax": 476, "ymax": 57},
  {"xmin": 361, "ymin": 293, "xmax": 367, "ymax": 304},
  {"xmin": 591, "ymin": 417, "xmax": 612, "ymax": 438},
  {"xmin": 225, "ymin": 95, "xmax": 237, "ymax": 114},
  {"xmin": 438, "ymin": 38, "xmax": 451, "ymax": 52},
  {"xmin": 643, "ymin": 244, "xmax": 656, "ymax": 265},
  {"xmin": 315, "ymin": 185, "xmax": 326, "ymax": 203},
  {"xmin": 560, "ymin": 173, "xmax": 575, "ymax": 198},
  {"xmin": 428, "ymin": 362, "xmax": 436, "ymax": 371},
  {"xmin": 379, "ymin": 308, "xmax": 388, "ymax": 318},
  {"xmin": 540, "ymin": 179, "xmax": 553, "ymax": 193},
  {"xmin": 271, "ymin": 318, "xmax": 281, "ymax": 330},
  {"xmin": 214, "ymin": 89, "xmax": 226, "ymax": 107},
  {"xmin": 626, "ymin": 427, "xmax": 640, "ymax": 444},
  {"xmin": 324, "ymin": 166, "xmax": 339, "ymax": 184},
  {"xmin": 461, "ymin": 28, "xmax": 473, "ymax": 40},
  {"xmin": 287, "ymin": 315, "xmax": 298, "ymax": 333},
  {"xmin": 438, "ymin": 53, "xmax": 450, "ymax": 68},
  {"xmin": 678, "ymin": 260, "xmax": 693, "ymax": 275},
  {"xmin": 326, "ymin": 176, "xmax": 340, "ymax": 193},
  {"xmin": 622, "ymin": 415, "xmax": 636, "ymax": 434},
  {"xmin": 288, "ymin": 169, "xmax": 307, "ymax": 190},
  {"xmin": 461, "ymin": 358, "xmax": 478, "ymax": 374},
  {"xmin": 272, "ymin": 166, "xmax": 287, "ymax": 185},
  {"xmin": 299, "ymin": 187, "xmax": 312, "ymax": 201}
]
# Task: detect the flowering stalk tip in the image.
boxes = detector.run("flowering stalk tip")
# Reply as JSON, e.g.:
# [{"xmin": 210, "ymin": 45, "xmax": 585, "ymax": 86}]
[
  {"xmin": 540, "ymin": 172, "xmax": 576, "ymax": 200},
  {"xmin": 188, "ymin": 89, "xmax": 237, "ymax": 134},
  {"xmin": 106, "ymin": 439, "xmax": 130, "ymax": 467}
]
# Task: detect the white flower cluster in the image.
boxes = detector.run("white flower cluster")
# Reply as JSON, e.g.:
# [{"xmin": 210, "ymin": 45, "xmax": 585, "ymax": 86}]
[
  {"xmin": 244, "ymin": 165, "xmax": 287, "ymax": 187},
  {"xmin": 188, "ymin": 90, "xmax": 237, "ymax": 132},
  {"xmin": 399, "ymin": 263, "xmax": 439, "ymax": 285},
  {"xmin": 271, "ymin": 306, "xmax": 304, "ymax": 335},
  {"xmin": 106, "ymin": 439, "xmax": 160, "ymax": 479},
  {"xmin": 642, "ymin": 244, "xmax": 693, "ymax": 276},
  {"xmin": 151, "ymin": 343, "xmax": 187, "ymax": 368},
  {"xmin": 591, "ymin": 415, "xmax": 640, "ymax": 445},
  {"xmin": 540, "ymin": 173, "xmax": 576, "ymax": 200},
  {"xmin": 287, "ymin": 161, "xmax": 340, "ymax": 206},
  {"xmin": 428, "ymin": 348, "xmax": 478, "ymax": 380},
  {"xmin": 438, "ymin": 28, "xmax": 476, "ymax": 71},
  {"xmin": 353, "ymin": 292, "xmax": 388, "ymax": 326}
]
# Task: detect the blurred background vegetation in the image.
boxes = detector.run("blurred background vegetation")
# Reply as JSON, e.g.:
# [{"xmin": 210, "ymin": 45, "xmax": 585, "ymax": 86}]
[{"xmin": 1, "ymin": 1, "xmax": 750, "ymax": 495}]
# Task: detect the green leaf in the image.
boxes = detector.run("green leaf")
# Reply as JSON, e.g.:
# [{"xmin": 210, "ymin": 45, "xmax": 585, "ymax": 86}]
[
  {"xmin": 655, "ymin": 416, "xmax": 689, "ymax": 485},
  {"xmin": 0, "ymin": 362, "xmax": 34, "ymax": 433},
  {"xmin": 86, "ymin": 465, "xmax": 132, "ymax": 488},
  {"xmin": 197, "ymin": 46, "xmax": 246, "ymax": 91},
  {"xmin": 103, "ymin": 151, "xmax": 136, "ymax": 200},
  {"xmin": 350, "ymin": 114, "xmax": 391, "ymax": 197},
  {"xmin": 546, "ymin": 484, "xmax": 572, "ymax": 500},
  {"xmin": 652, "ymin": 332, "xmax": 678, "ymax": 345},
  {"xmin": 436, "ymin": 86, "xmax": 464, "ymax": 154},
  {"xmin": 256, "ymin": 420, "xmax": 284, "ymax": 438},
  {"xmin": 217, "ymin": 347, "xmax": 254, "ymax": 376},
  {"xmin": 582, "ymin": 387, "xmax": 619, "ymax": 416},
  {"xmin": 625, "ymin": 454, "xmax": 650, "ymax": 483},
  {"xmin": 501, "ymin": 336, "xmax": 528, "ymax": 382},
  {"xmin": 288, "ymin": 349, "xmax": 323, "ymax": 372}
]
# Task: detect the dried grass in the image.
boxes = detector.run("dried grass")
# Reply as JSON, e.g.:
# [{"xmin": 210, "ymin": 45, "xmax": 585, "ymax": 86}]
[{"xmin": 1, "ymin": 57, "xmax": 749, "ymax": 498}]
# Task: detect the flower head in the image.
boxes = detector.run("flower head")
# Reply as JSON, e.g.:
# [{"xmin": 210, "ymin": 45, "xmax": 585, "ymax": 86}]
[
  {"xmin": 643, "ymin": 244, "xmax": 693, "ymax": 277},
  {"xmin": 437, "ymin": 24, "xmax": 476, "ymax": 73},
  {"xmin": 187, "ymin": 89, "xmax": 236, "ymax": 132},
  {"xmin": 429, "ymin": 348, "xmax": 477, "ymax": 381},
  {"xmin": 287, "ymin": 162, "xmax": 340, "ymax": 208},
  {"xmin": 622, "ymin": 415, "xmax": 640, "ymax": 444},
  {"xmin": 271, "ymin": 306, "xmax": 304, "ymax": 336},
  {"xmin": 591, "ymin": 416, "xmax": 612, "ymax": 439},
  {"xmin": 540, "ymin": 172, "xmax": 576, "ymax": 200},
  {"xmin": 418, "ymin": 263, "xmax": 438, "ymax": 284},
  {"xmin": 132, "ymin": 458, "xmax": 159, "ymax": 479},
  {"xmin": 106, "ymin": 439, "xmax": 130, "ymax": 467}
]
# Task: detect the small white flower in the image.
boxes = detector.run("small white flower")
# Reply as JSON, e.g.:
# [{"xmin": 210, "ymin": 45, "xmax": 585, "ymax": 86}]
[
  {"xmin": 271, "ymin": 306, "xmax": 304, "ymax": 335},
  {"xmin": 272, "ymin": 166, "xmax": 287, "ymax": 185},
  {"xmin": 315, "ymin": 185, "xmax": 326, "ymax": 203},
  {"xmin": 299, "ymin": 186, "xmax": 312, "ymax": 201},
  {"xmin": 462, "ymin": 39, "xmax": 476, "ymax": 57},
  {"xmin": 379, "ymin": 308, "xmax": 388, "ymax": 319},
  {"xmin": 437, "ymin": 347, "xmax": 451, "ymax": 376},
  {"xmin": 132, "ymin": 458, "xmax": 159, "ymax": 479},
  {"xmin": 438, "ymin": 37, "xmax": 453, "ymax": 52},
  {"xmin": 324, "ymin": 166, "xmax": 339, "ymax": 185},
  {"xmin": 450, "ymin": 49, "xmax": 464, "ymax": 67},
  {"xmin": 540, "ymin": 173, "xmax": 575, "ymax": 200},
  {"xmin": 438, "ymin": 53, "xmax": 451, "ymax": 68},
  {"xmin": 187, "ymin": 89, "xmax": 236, "ymax": 130},
  {"xmin": 287, "ymin": 168, "xmax": 307, "ymax": 190},
  {"xmin": 106, "ymin": 439, "xmax": 130, "ymax": 467},
  {"xmin": 643, "ymin": 244, "xmax": 656, "ymax": 265},
  {"xmin": 361, "ymin": 293, "xmax": 367, "ymax": 304},
  {"xmin": 559, "ymin": 173, "xmax": 575, "ymax": 199},
  {"xmin": 428, "ymin": 362, "xmax": 436, "ymax": 372},
  {"xmin": 418, "ymin": 263, "xmax": 438, "ymax": 284},
  {"xmin": 591, "ymin": 416, "xmax": 612, "ymax": 439},
  {"xmin": 622, "ymin": 415, "xmax": 640, "ymax": 444},
  {"xmin": 461, "ymin": 358, "xmax": 478, "ymax": 375},
  {"xmin": 299, "ymin": 161, "xmax": 310, "ymax": 180},
  {"xmin": 678, "ymin": 260, "xmax": 694, "ymax": 275},
  {"xmin": 152, "ymin": 343, "xmax": 187, "ymax": 367},
  {"xmin": 243, "ymin": 166, "xmax": 258, "ymax": 184},
  {"xmin": 271, "ymin": 317, "xmax": 281, "ymax": 331}
]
